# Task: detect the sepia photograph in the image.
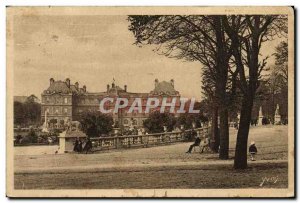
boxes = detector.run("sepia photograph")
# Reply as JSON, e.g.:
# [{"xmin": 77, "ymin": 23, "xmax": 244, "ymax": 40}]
[{"xmin": 6, "ymin": 6, "xmax": 294, "ymax": 198}]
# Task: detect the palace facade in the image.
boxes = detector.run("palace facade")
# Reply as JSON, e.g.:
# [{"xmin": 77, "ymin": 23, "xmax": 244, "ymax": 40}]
[{"xmin": 41, "ymin": 78, "xmax": 181, "ymax": 128}]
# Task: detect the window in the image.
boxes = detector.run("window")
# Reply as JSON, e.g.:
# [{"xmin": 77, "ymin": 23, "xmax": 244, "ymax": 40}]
[
  {"xmin": 64, "ymin": 108, "xmax": 68, "ymax": 114},
  {"xmin": 64, "ymin": 98, "xmax": 68, "ymax": 104},
  {"xmin": 132, "ymin": 119, "xmax": 137, "ymax": 126},
  {"xmin": 123, "ymin": 119, "xmax": 128, "ymax": 125}
]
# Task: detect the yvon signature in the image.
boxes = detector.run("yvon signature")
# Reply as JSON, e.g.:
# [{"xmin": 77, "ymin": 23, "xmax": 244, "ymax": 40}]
[{"xmin": 260, "ymin": 176, "xmax": 279, "ymax": 187}]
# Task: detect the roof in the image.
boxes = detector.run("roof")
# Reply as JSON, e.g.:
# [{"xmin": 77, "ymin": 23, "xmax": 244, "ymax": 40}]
[
  {"xmin": 107, "ymin": 84, "xmax": 126, "ymax": 94},
  {"xmin": 43, "ymin": 80, "xmax": 82, "ymax": 95},
  {"xmin": 70, "ymin": 85, "xmax": 79, "ymax": 93},
  {"xmin": 150, "ymin": 81, "xmax": 179, "ymax": 96},
  {"xmin": 42, "ymin": 78, "xmax": 181, "ymax": 98},
  {"xmin": 44, "ymin": 81, "xmax": 72, "ymax": 94},
  {"xmin": 118, "ymin": 92, "xmax": 149, "ymax": 97}
]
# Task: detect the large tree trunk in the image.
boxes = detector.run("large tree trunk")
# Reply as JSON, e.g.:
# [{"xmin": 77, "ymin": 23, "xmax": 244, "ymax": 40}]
[
  {"xmin": 219, "ymin": 107, "xmax": 229, "ymax": 159},
  {"xmin": 213, "ymin": 16, "xmax": 230, "ymax": 159},
  {"xmin": 234, "ymin": 95, "xmax": 254, "ymax": 169},
  {"xmin": 210, "ymin": 106, "xmax": 219, "ymax": 152}
]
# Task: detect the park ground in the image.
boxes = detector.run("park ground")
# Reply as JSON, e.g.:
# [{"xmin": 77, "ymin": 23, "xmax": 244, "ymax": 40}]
[{"xmin": 14, "ymin": 125, "xmax": 288, "ymax": 189}]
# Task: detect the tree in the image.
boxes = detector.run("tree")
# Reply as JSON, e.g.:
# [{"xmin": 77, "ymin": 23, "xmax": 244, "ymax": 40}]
[
  {"xmin": 270, "ymin": 41, "xmax": 288, "ymax": 123},
  {"xmin": 128, "ymin": 15, "xmax": 234, "ymax": 159},
  {"xmin": 79, "ymin": 111, "xmax": 114, "ymax": 137},
  {"xmin": 13, "ymin": 98, "xmax": 41, "ymax": 127},
  {"xmin": 14, "ymin": 101, "xmax": 25, "ymax": 126},
  {"xmin": 143, "ymin": 111, "xmax": 176, "ymax": 133},
  {"xmin": 24, "ymin": 95, "xmax": 41, "ymax": 126},
  {"xmin": 260, "ymin": 41, "xmax": 288, "ymax": 121},
  {"xmin": 222, "ymin": 15, "xmax": 287, "ymax": 169},
  {"xmin": 176, "ymin": 113, "xmax": 203, "ymax": 129},
  {"xmin": 274, "ymin": 41, "xmax": 288, "ymax": 82},
  {"xmin": 49, "ymin": 118, "xmax": 57, "ymax": 128}
]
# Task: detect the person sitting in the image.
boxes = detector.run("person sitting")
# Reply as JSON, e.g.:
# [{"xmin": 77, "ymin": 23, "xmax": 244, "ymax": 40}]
[
  {"xmin": 200, "ymin": 137, "xmax": 210, "ymax": 153},
  {"xmin": 83, "ymin": 138, "xmax": 93, "ymax": 154},
  {"xmin": 186, "ymin": 135, "xmax": 201, "ymax": 153},
  {"xmin": 249, "ymin": 141, "xmax": 258, "ymax": 161},
  {"xmin": 77, "ymin": 139, "xmax": 83, "ymax": 153},
  {"xmin": 73, "ymin": 137, "xmax": 79, "ymax": 152}
]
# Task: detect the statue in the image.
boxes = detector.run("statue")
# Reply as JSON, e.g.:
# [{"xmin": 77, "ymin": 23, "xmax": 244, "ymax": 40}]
[
  {"xmin": 258, "ymin": 106, "xmax": 263, "ymax": 125},
  {"xmin": 66, "ymin": 119, "xmax": 81, "ymax": 131},
  {"xmin": 42, "ymin": 110, "xmax": 49, "ymax": 133},
  {"xmin": 163, "ymin": 125, "xmax": 168, "ymax": 132},
  {"xmin": 259, "ymin": 106, "xmax": 263, "ymax": 117},
  {"xmin": 274, "ymin": 104, "xmax": 281, "ymax": 124},
  {"xmin": 275, "ymin": 104, "xmax": 280, "ymax": 115}
]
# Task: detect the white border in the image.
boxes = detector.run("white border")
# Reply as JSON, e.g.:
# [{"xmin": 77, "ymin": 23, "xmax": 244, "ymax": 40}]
[{"xmin": 1, "ymin": 0, "xmax": 299, "ymax": 202}]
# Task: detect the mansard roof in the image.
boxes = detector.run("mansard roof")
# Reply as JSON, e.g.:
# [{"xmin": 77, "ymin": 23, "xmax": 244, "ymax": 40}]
[
  {"xmin": 43, "ymin": 81, "xmax": 80, "ymax": 95},
  {"xmin": 150, "ymin": 81, "xmax": 179, "ymax": 96},
  {"xmin": 118, "ymin": 92, "xmax": 149, "ymax": 97},
  {"xmin": 44, "ymin": 81, "xmax": 71, "ymax": 94},
  {"xmin": 70, "ymin": 85, "xmax": 78, "ymax": 92},
  {"xmin": 42, "ymin": 78, "xmax": 180, "ymax": 97}
]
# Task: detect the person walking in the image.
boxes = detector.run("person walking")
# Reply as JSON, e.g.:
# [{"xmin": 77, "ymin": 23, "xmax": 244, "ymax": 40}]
[{"xmin": 249, "ymin": 141, "xmax": 258, "ymax": 161}]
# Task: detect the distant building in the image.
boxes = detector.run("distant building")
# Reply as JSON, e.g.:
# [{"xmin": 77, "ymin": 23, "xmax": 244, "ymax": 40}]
[
  {"xmin": 14, "ymin": 95, "xmax": 40, "ymax": 103},
  {"xmin": 14, "ymin": 96, "xmax": 28, "ymax": 103},
  {"xmin": 41, "ymin": 78, "xmax": 181, "ymax": 128}
]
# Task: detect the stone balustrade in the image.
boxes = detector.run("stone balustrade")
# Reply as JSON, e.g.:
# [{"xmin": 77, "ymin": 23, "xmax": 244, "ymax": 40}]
[{"xmin": 90, "ymin": 126, "xmax": 211, "ymax": 151}]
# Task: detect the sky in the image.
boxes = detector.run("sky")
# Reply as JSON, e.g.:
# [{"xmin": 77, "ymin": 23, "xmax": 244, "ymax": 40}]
[{"xmin": 12, "ymin": 14, "xmax": 285, "ymax": 100}]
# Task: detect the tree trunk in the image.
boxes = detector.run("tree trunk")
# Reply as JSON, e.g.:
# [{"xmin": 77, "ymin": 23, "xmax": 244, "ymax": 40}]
[
  {"xmin": 234, "ymin": 96, "xmax": 254, "ymax": 169},
  {"xmin": 213, "ymin": 16, "xmax": 230, "ymax": 159},
  {"xmin": 219, "ymin": 107, "xmax": 229, "ymax": 159},
  {"xmin": 210, "ymin": 106, "xmax": 219, "ymax": 152}
]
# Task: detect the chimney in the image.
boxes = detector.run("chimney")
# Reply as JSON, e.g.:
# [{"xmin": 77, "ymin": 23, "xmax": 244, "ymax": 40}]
[
  {"xmin": 155, "ymin": 79, "xmax": 159, "ymax": 87},
  {"xmin": 124, "ymin": 85, "xmax": 127, "ymax": 92},
  {"xmin": 75, "ymin": 82, "xmax": 79, "ymax": 89},
  {"xmin": 83, "ymin": 85, "xmax": 86, "ymax": 92},
  {"xmin": 170, "ymin": 79, "xmax": 174, "ymax": 87},
  {"xmin": 65, "ymin": 78, "xmax": 70, "ymax": 87},
  {"xmin": 107, "ymin": 84, "xmax": 110, "ymax": 92},
  {"xmin": 50, "ymin": 78, "xmax": 55, "ymax": 85}
]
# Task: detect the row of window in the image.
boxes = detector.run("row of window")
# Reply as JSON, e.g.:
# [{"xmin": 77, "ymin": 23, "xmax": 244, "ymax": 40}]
[
  {"xmin": 43, "ymin": 96, "xmax": 180, "ymax": 105},
  {"xmin": 43, "ymin": 96, "xmax": 69, "ymax": 104},
  {"xmin": 42, "ymin": 106, "xmax": 71, "ymax": 115}
]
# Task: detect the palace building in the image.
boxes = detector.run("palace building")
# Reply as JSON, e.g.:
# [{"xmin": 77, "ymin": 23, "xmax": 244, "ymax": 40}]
[{"xmin": 41, "ymin": 78, "xmax": 181, "ymax": 128}]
